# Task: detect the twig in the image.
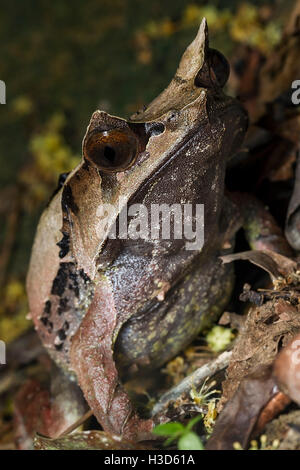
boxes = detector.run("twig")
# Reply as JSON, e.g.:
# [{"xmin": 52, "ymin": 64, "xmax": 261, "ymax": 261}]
[
  {"xmin": 55, "ymin": 409, "xmax": 94, "ymax": 438},
  {"xmin": 151, "ymin": 350, "xmax": 232, "ymax": 417}
]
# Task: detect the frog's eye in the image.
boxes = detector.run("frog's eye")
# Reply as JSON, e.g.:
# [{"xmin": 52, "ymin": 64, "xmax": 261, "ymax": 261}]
[
  {"xmin": 84, "ymin": 129, "xmax": 139, "ymax": 172},
  {"xmin": 208, "ymin": 49, "xmax": 230, "ymax": 88},
  {"xmin": 194, "ymin": 48, "xmax": 230, "ymax": 89}
]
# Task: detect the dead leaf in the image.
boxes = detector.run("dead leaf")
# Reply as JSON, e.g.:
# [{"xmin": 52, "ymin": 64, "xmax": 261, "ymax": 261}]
[
  {"xmin": 220, "ymin": 299, "xmax": 300, "ymax": 408},
  {"xmin": 14, "ymin": 367, "xmax": 87, "ymax": 449},
  {"xmin": 206, "ymin": 365, "xmax": 276, "ymax": 450},
  {"xmin": 34, "ymin": 430, "xmax": 154, "ymax": 450},
  {"xmin": 253, "ymin": 392, "xmax": 291, "ymax": 436},
  {"xmin": 221, "ymin": 249, "xmax": 297, "ymax": 281}
]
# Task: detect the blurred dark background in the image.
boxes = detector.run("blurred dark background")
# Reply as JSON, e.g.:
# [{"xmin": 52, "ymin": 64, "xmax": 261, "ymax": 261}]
[{"xmin": 0, "ymin": 0, "xmax": 295, "ymax": 343}]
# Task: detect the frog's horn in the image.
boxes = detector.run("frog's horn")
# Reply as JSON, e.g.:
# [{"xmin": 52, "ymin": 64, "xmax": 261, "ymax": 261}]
[
  {"xmin": 176, "ymin": 17, "xmax": 208, "ymax": 82},
  {"xmin": 131, "ymin": 18, "xmax": 209, "ymax": 122}
]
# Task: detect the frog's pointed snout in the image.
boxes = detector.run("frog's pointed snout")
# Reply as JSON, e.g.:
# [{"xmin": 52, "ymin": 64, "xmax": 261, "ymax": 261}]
[{"xmin": 176, "ymin": 17, "xmax": 209, "ymax": 82}]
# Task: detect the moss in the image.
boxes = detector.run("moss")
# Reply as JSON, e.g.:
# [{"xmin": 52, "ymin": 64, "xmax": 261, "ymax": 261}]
[{"xmin": 206, "ymin": 325, "xmax": 234, "ymax": 352}]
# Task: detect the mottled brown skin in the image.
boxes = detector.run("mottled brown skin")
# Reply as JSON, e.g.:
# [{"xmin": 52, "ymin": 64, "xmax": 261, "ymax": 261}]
[{"xmin": 27, "ymin": 20, "xmax": 248, "ymax": 439}]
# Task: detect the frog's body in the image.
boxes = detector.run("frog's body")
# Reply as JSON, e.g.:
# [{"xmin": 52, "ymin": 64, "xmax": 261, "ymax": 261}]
[
  {"xmin": 27, "ymin": 20, "xmax": 248, "ymax": 440},
  {"xmin": 111, "ymin": 100, "xmax": 244, "ymax": 369}
]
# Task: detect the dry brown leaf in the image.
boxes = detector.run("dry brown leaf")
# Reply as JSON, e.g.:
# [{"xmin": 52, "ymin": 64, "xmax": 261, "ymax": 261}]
[
  {"xmin": 34, "ymin": 430, "xmax": 154, "ymax": 450},
  {"xmin": 206, "ymin": 365, "xmax": 275, "ymax": 450}
]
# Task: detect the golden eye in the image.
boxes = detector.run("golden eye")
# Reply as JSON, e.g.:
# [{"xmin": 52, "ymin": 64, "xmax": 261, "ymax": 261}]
[{"xmin": 83, "ymin": 129, "xmax": 138, "ymax": 172}]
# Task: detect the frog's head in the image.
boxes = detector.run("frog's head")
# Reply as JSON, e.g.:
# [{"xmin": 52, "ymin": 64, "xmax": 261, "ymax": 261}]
[
  {"xmin": 57, "ymin": 19, "xmax": 248, "ymax": 277},
  {"xmin": 82, "ymin": 18, "xmax": 247, "ymax": 178}
]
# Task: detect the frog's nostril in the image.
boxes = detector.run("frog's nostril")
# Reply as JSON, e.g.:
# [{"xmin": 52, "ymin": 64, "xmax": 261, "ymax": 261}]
[{"xmin": 144, "ymin": 122, "xmax": 165, "ymax": 137}]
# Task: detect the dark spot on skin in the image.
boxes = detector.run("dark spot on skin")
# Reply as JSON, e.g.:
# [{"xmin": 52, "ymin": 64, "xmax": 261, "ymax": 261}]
[
  {"xmin": 47, "ymin": 321, "xmax": 53, "ymax": 333},
  {"xmin": 57, "ymin": 329, "xmax": 67, "ymax": 341},
  {"xmin": 51, "ymin": 262, "xmax": 72, "ymax": 296},
  {"xmin": 44, "ymin": 300, "xmax": 51, "ymax": 315},
  {"xmin": 173, "ymin": 74, "xmax": 187, "ymax": 84},
  {"xmin": 68, "ymin": 283, "xmax": 80, "ymax": 297},
  {"xmin": 38, "ymin": 264, "xmax": 93, "ymax": 361},
  {"xmin": 62, "ymin": 184, "xmax": 79, "ymax": 215},
  {"xmin": 44, "ymin": 264, "xmax": 92, "ymax": 351},
  {"xmin": 58, "ymin": 297, "xmax": 68, "ymax": 315},
  {"xmin": 46, "ymin": 172, "xmax": 70, "ymax": 207},
  {"xmin": 167, "ymin": 111, "xmax": 179, "ymax": 122},
  {"xmin": 51, "ymin": 263, "xmax": 90, "ymax": 302},
  {"xmin": 40, "ymin": 317, "xmax": 49, "ymax": 326},
  {"xmin": 68, "ymin": 269, "xmax": 81, "ymax": 297},
  {"xmin": 57, "ymin": 231, "xmax": 70, "ymax": 258},
  {"xmin": 40, "ymin": 300, "xmax": 52, "ymax": 327},
  {"xmin": 79, "ymin": 269, "xmax": 90, "ymax": 284}
]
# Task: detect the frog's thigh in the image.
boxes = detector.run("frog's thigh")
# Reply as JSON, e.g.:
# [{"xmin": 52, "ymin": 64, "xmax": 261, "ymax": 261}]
[{"xmin": 69, "ymin": 276, "xmax": 153, "ymax": 440}]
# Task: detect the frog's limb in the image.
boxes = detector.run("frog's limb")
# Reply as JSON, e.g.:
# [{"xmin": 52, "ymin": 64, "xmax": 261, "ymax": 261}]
[
  {"xmin": 69, "ymin": 275, "xmax": 154, "ymax": 441},
  {"xmin": 231, "ymin": 193, "xmax": 292, "ymax": 256}
]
